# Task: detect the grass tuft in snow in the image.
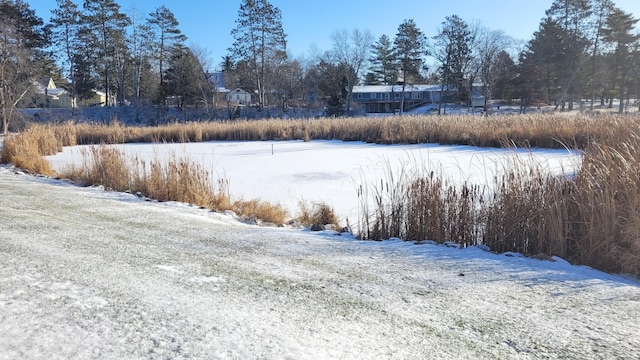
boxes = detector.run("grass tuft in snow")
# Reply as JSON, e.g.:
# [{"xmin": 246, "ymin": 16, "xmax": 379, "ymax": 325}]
[{"xmin": 295, "ymin": 200, "xmax": 340, "ymax": 230}]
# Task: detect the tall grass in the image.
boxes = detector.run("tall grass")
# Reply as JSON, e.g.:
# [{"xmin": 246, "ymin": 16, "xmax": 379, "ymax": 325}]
[
  {"xmin": 26, "ymin": 113, "xmax": 633, "ymax": 149},
  {"xmin": 0, "ymin": 122, "xmax": 80, "ymax": 174},
  {"xmin": 295, "ymin": 200, "xmax": 340, "ymax": 230},
  {"xmin": 358, "ymin": 121, "xmax": 640, "ymax": 276},
  {"xmin": 60, "ymin": 146, "xmax": 288, "ymax": 225}
]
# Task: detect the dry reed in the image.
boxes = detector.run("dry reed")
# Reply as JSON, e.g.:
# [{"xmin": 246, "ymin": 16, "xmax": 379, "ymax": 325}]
[
  {"xmin": 26, "ymin": 113, "xmax": 635, "ymax": 150},
  {"xmin": 58, "ymin": 146, "xmax": 288, "ymax": 225},
  {"xmin": 358, "ymin": 119, "xmax": 640, "ymax": 276}
]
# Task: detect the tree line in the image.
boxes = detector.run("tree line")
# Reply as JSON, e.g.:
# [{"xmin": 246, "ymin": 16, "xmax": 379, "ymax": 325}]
[{"xmin": 1, "ymin": 0, "xmax": 639, "ymax": 133}]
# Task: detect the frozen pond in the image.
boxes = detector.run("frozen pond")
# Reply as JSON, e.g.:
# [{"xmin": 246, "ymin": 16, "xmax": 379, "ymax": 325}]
[{"xmin": 46, "ymin": 140, "xmax": 581, "ymax": 224}]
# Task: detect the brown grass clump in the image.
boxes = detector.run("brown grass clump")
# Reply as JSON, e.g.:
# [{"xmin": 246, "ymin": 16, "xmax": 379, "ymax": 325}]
[
  {"xmin": 358, "ymin": 167, "xmax": 484, "ymax": 245},
  {"xmin": 64, "ymin": 146, "xmax": 131, "ymax": 191},
  {"xmin": 296, "ymin": 200, "xmax": 340, "ymax": 229},
  {"xmin": 232, "ymin": 199, "xmax": 288, "ymax": 225},
  {"xmin": 0, "ymin": 126, "xmax": 57, "ymax": 175}
]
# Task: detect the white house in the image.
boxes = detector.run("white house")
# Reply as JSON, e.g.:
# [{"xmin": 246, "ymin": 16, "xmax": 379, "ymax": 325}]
[{"xmin": 226, "ymin": 88, "xmax": 252, "ymax": 105}]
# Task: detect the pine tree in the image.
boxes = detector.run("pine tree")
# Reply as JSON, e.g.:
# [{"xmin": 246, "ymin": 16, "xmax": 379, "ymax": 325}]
[
  {"xmin": 164, "ymin": 45, "xmax": 205, "ymax": 109},
  {"xmin": 229, "ymin": 0, "xmax": 287, "ymax": 109},
  {"xmin": 129, "ymin": 8, "xmax": 156, "ymax": 108},
  {"xmin": 588, "ymin": 0, "xmax": 614, "ymax": 110},
  {"xmin": 369, "ymin": 34, "xmax": 398, "ymax": 85},
  {"xmin": 148, "ymin": 5, "xmax": 186, "ymax": 104},
  {"xmin": 602, "ymin": 7, "xmax": 639, "ymax": 113},
  {"xmin": 393, "ymin": 19, "xmax": 426, "ymax": 114},
  {"xmin": 545, "ymin": 0, "xmax": 593, "ymax": 110},
  {"xmin": 81, "ymin": 0, "xmax": 130, "ymax": 106},
  {"xmin": 50, "ymin": 0, "xmax": 81, "ymax": 108},
  {"xmin": 518, "ymin": 18, "xmax": 566, "ymax": 107},
  {"xmin": 432, "ymin": 15, "xmax": 472, "ymax": 114}
]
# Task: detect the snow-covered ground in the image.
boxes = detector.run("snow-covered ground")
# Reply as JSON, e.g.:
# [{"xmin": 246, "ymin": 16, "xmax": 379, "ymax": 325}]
[
  {"xmin": 1, "ymin": 165, "xmax": 639, "ymax": 359},
  {"xmin": 45, "ymin": 140, "xmax": 581, "ymax": 227}
]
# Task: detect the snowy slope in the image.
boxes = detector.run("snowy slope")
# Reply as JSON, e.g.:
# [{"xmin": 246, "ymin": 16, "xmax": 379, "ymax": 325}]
[{"xmin": 1, "ymin": 166, "xmax": 638, "ymax": 359}]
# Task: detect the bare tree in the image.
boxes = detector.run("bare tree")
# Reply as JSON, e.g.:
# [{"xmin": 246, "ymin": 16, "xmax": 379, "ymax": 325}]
[
  {"xmin": 330, "ymin": 28, "xmax": 374, "ymax": 112},
  {"xmin": 473, "ymin": 26, "xmax": 513, "ymax": 113},
  {"xmin": 190, "ymin": 43, "xmax": 216, "ymax": 115}
]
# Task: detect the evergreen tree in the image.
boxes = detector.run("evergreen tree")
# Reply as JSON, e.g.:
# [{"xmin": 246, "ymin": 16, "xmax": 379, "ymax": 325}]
[
  {"xmin": 544, "ymin": 0, "xmax": 593, "ymax": 110},
  {"xmin": 602, "ymin": 7, "xmax": 639, "ymax": 113},
  {"xmin": 369, "ymin": 34, "xmax": 397, "ymax": 85},
  {"xmin": 588, "ymin": 0, "xmax": 614, "ymax": 110},
  {"xmin": 393, "ymin": 19, "xmax": 426, "ymax": 114},
  {"xmin": 432, "ymin": 15, "xmax": 473, "ymax": 114},
  {"xmin": 518, "ymin": 18, "xmax": 566, "ymax": 107},
  {"xmin": 148, "ymin": 5, "xmax": 186, "ymax": 104},
  {"xmin": 81, "ymin": 0, "xmax": 130, "ymax": 106},
  {"xmin": 164, "ymin": 45, "xmax": 205, "ymax": 109},
  {"xmin": 229, "ymin": 0, "xmax": 287, "ymax": 109},
  {"xmin": 491, "ymin": 50, "xmax": 517, "ymax": 101},
  {"xmin": 49, "ymin": 0, "xmax": 81, "ymax": 108}
]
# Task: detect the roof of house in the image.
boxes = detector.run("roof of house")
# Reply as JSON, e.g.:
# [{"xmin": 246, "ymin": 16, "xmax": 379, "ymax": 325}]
[
  {"xmin": 32, "ymin": 78, "xmax": 68, "ymax": 97},
  {"xmin": 352, "ymin": 84, "xmax": 456, "ymax": 93}
]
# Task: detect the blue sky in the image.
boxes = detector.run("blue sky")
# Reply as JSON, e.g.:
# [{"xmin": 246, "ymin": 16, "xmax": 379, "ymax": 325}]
[{"xmin": 27, "ymin": 0, "xmax": 640, "ymax": 70}]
